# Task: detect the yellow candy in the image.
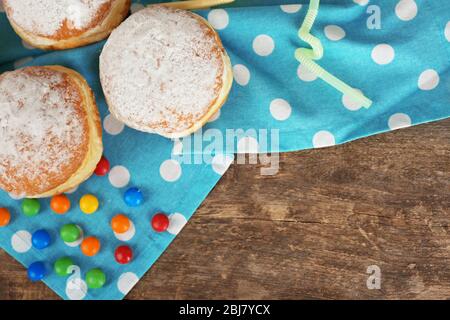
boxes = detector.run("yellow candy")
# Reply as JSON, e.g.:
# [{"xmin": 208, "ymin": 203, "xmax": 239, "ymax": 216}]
[{"xmin": 79, "ymin": 194, "xmax": 99, "ymax": 214}]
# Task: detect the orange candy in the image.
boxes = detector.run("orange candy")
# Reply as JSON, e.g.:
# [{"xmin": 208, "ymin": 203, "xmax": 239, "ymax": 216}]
[
  {"xmin": 111, "ymin": 214, "xmax": 130, "ymax": 234},
  {"xmin": 81, "ymin": 236, "xmax": 101, "ymax": 257},
  {"xmin": 50, "ymin": 194, "xmax": 71, "ymax": 214},
  {"xmin": 0, "ymin": 208, "xmax": 11, "ymax": 227}
]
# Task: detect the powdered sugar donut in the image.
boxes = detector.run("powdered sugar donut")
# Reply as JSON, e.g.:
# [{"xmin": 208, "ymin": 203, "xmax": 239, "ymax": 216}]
[
  {"xmin": 3, "ymin": 0, "xmax": 131, "ymax": 50},
  {"xmin": 0, "ymin": 66, "xmax": 103, "ymax": 198},
  {"xmin": 99, "ymin": 5, "xmax": 233, "ymax": 138}
]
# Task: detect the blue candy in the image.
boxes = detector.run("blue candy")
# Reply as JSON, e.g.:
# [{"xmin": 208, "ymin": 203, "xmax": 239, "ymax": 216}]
[
  {"xmin": 28, "ymin": 261, "xmax": 47, "ymax": 282},
  {"xmin": 124, "ymin": 187, "xmax": 143, "ymax": 207},
  {"xmin": 32, "ymin": 229, "xmax": 51, "ymax": 249}
]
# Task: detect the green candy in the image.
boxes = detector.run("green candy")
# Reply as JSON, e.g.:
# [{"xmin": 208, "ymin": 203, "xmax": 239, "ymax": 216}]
[
  {"xmin": 86, "ymin": 268, "xmax": 106, "ymax": 289},
  {"xmin": 60, "ymin": 224, "xmax": 81, "ymax": 243},
  {"xmin": 21, "ymin": 199, "xmax": 40, "ymax": 217},
  {"xmin": 54, "ymin": 257, "xmax": 74, "ymax": 277}
]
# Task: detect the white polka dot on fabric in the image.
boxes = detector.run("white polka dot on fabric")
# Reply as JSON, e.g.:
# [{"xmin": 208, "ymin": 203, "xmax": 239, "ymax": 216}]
[
  {"xmin": 208, "ymin": 110, "xmax": 221, "ymax": 123},
  {"xmin": 207, "ymin": 9, "xmax": 229, "ymax": 30},
  {"xmin": 66, "ymin": 278, "xmax": 87, "ymax": 300},
  {"xmin": 22, "ymin": 40, "xmax": 35, "ymax": 50},
  {"xmin": 371, "ymin": 44, "xmax": 395, "ymax": 65},
  {"xmin": 342, "ymin": 89, "xmax": 364, "ymax": 111},
  {"xmin": 388, "ymin": 113, "xmax": 411, "ymax": 130},
  {"xmin": 280, "ymin": 4, "xmax": 302, "ymax": 13},
  {"xmin": 233, "ymin": 64, "xmax": 251, "ymax": 86},
  {"xmin": 252, "ymin": 35, "xmax": 275, "ymax": 56},
  {"xmin": 172, "ymin": 138, "xmax": 183, "ymax": 155},
  {"xmin": 13, "ymin": 57, "xmax": 33, "ymax": 69},
  {"xmin": 297, "ymin": 63, "xmax": 318, "ymax": 82},
  {"xmin": 130, "ymin": 3, "xmax": 145, "ymax": 14},
  {"xmin": 237, "ymin": 136, "xmax": 259, "ymax": 153},
  {"xmin": 418, "ymin": 69, "xmax": 440, "ymax": 91},
  {"xmin": 270, "ymin": 98, "xmax": 292, "ymax": 121},
  {"xmin": 65, "ymin": 186, "xmax": 78, "ymax": 194},
  {"xmin": 353, "ymin": 0, "xmax": 369, "ymax": 5},
  {"xmin": 109, "ymin": 165, "xmax": 131, "ymax": 188},
  {"xmin": 8, "ymin": 192, "xmax": 23, "ymax": 200},
  {"xmin": 11, "ymin": 231, "xmax": 32, "ymax": 253},
  {"xmin": 103, "ymin": 114, "xmax": 125, "ymax": 135},
  {"xmin": 324, "ymin": 25, "xmax": 346, "ymax": 41},
  {"xmin": 395, "ymin": 0, "xmax": 418, "ymax": 21},
  {"xmin": 167, "ymin": 213, "xmax": 188, "ymax": 235},
  {"xmin": 160, "ymin": 159, "xmax": 182, "ymax": 182},
  {"xmin": 211, "ymin": 154, "xmax": 234, "ymax": 175},
  {"xmin": 118, "ymin": 272, "xmax": 139, "ymax": 295},
  {"xmin": 114, "ymin": 221, "xmax": 136, "ymax": 242},
  {"xmin": 313, "ymin": 131, "xmax": 336, "ymax": 148},
  {"xmin": 445, "ymin": 21, "xmax": 450, "ymax": 42}
]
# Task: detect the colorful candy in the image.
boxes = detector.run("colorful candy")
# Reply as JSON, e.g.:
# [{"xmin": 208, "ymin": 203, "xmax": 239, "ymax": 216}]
[
  {"xmin": 114, "ymin": 245, "xmax": 133, "ymax": 264},
  {"xmin": 60, "ymin": 224, "xmax": 82, "ymax": 243},
  {"xmin": 151, "ymin": 213, "xmax": 169, "ymax": 232},
  {"xmin": 54, "ymin": 257, "xmax": 75, "ymax": 277},
  {"xmin": 50, "ymin": 194, "xmax": 71, "ymax": 214},
  {"xmin": 21, "ymin": 199, "xmax": 40, "ymax": 217},
  {"xmin": 32, "ymin": 229, "xmax": 51, "ymax": 250},
  {"xmin": 112, "ymin": 214, "xmax": 136, "ymax": 241},
  {"xmin": 79, "ymin": 194, "xmax": 99, "ymax": 214},
  {"xmin": 86, "ymin": 268, "xmax": 106, "ymax": 289},
  {"xmin": 111, "ymin": 214, "xmax": 130, "ymax": 234},
  {"xmin": 124, "ymin": 187, "xmax": 143, "ymax": 207},
  {"xmin": 81, "ymin": 236, "xmax": 101, "ymax": 257},
  {"xmin": 0, "ymin": 208, "xmax": 11, "ymax": 227},
  {"xmin": 94, "ymin": 156, "xmax": 110, "ymax": 176},
  {"xmin": 28, "ymin": 261, "xmax": 47, "ymax": 282}
]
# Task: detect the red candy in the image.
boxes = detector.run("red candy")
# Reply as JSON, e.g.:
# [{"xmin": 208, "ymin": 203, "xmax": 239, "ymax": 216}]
[
  {"xmin": 94, "ymin": 156, "xmax": 110, "ymax": 176},
  {"xmin": 151, "ymin": 213, "xmax": 169, "ymax": 232},
  {"xmin": 114, "ymin": 245, "xmax": 133, "ymax": 264}
]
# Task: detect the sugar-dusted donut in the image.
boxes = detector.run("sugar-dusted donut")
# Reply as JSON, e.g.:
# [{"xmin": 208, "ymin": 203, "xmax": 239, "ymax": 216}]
[
  {"xmin": 3, "ymin": 0, "xmax": 131, "ymax": 50},
  {"xmin": 0, "ymin": 66, "xmax": 103, "ymax": 198},
  {"xmin": 100, "ymin": 5, "xmax": 233, "ymax": 138}
]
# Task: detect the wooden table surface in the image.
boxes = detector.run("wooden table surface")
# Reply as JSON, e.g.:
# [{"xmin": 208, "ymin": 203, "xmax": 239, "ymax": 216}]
[{"xmin": 1, "ymin": 119, "xmax": 449, "ymax": 300}]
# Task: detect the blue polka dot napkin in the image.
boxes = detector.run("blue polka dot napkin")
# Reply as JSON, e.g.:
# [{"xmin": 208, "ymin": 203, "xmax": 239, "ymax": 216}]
[{"xmin": 0, "ymin": 0, "xmax": 449, "ymax": 300}]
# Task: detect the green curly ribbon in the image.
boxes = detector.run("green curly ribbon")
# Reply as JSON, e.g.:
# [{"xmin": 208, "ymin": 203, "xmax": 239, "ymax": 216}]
[{"xmin": 295, "ymin": 0, "xmax": 372, "ymax": 108}]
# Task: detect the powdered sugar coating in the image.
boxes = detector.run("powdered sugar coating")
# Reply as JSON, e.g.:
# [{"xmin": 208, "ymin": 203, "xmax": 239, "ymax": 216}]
[
  {"xmin": 100, "ymin": 6, "xmax": 226, "ymax": 136},
  {"xmin": 4, "ymin": 0, "xmax": 111, "ymax": 37},
  {"xmin": 0, "ymin": 67, "xmax": 88, "ymax": 196}
]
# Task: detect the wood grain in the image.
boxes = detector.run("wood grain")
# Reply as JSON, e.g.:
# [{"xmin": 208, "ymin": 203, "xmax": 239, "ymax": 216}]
[{"xmin": 1, "ymin": 119, "xmax": 449, "ymax": 300}]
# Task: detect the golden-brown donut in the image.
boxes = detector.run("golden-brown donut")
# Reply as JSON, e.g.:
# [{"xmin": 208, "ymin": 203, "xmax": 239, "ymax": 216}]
[
  {"xmin": 0, "ymin": 66, "xmax": 103, "ymax": 198},
  {"xmin": 3, "ymin": 0, "xmax": 131, "ymax": 50},
  {"xmin": 99, "ymin": 5, "xmax": 233, "ymax": 138}
]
